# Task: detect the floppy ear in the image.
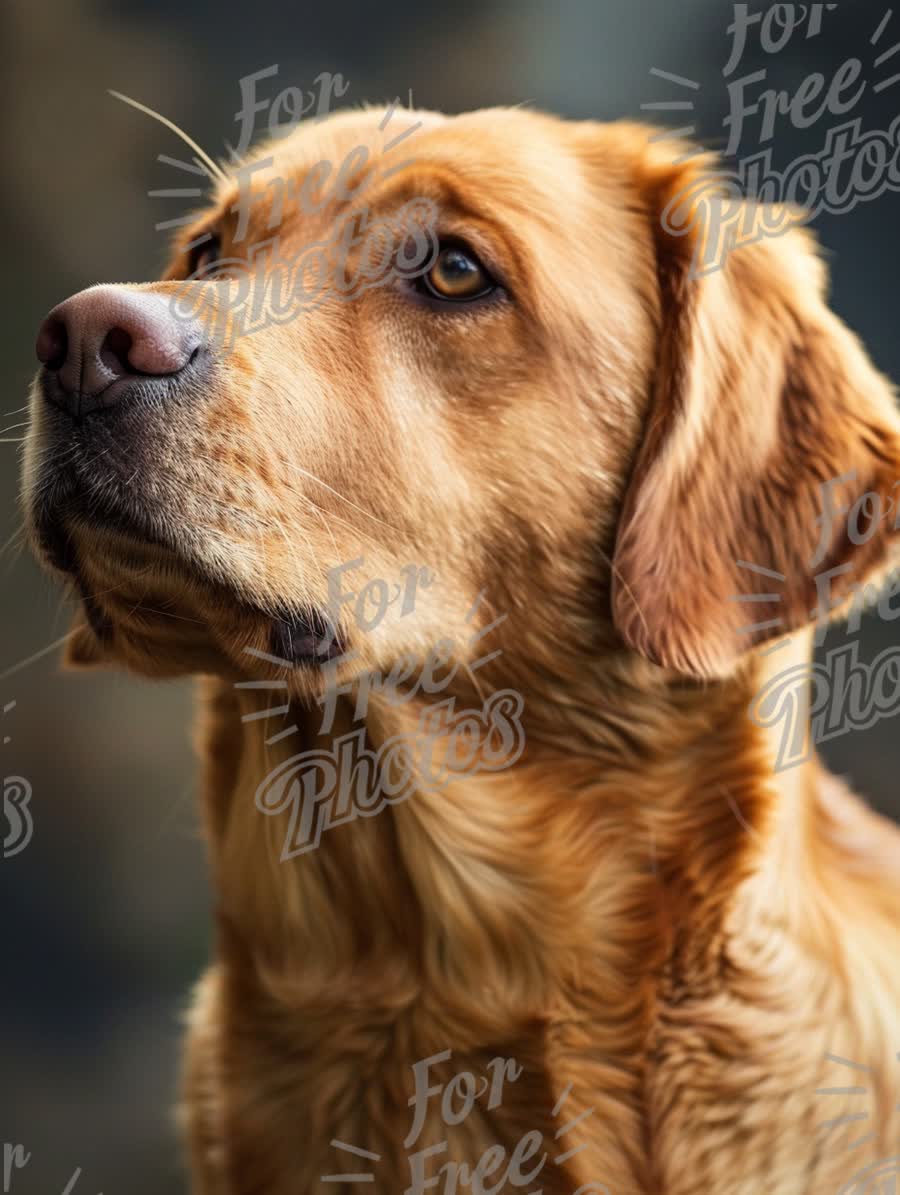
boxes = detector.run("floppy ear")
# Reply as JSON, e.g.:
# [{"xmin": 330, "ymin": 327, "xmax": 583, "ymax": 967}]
[{"xmin": 612, "ymin": 149, "xmax": 900, "ymax": 678}]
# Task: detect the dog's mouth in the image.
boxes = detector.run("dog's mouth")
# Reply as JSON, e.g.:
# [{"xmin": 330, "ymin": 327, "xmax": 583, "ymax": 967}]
[
  {"xmin": 28, "ymin": 453, "xmax": 344, "ymax": 675},
  {"xmin": 24, "ymin": 367, "xmax": 355, "ymax": 677}
]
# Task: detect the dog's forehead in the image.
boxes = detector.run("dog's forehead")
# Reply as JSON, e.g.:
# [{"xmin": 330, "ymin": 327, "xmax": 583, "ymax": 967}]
[
  {"xmin": 245, "ymin": 107, "xmax": 443, "ymax": 179},
  {"xmin": 221, "ymin": 106, "xmax": 442, "ymax": 211},
  {"xmin": 217, "ymin": 106, "xmax": 585, "ymax": 228}
]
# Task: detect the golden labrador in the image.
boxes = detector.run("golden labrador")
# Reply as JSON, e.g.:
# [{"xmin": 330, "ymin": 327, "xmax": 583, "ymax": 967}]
[{"xmin": 23, "ymin": 107, "xmax": 900, "ymax": 1194}]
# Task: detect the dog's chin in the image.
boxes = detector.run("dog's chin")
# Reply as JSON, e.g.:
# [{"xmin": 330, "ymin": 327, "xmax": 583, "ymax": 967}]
[{"xmin": 30, "ymin": 492, "xmax": 343, "ymax": 681}]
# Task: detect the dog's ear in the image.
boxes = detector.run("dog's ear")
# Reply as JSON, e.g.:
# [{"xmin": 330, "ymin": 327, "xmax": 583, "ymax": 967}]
[{"xmin": 611, "ymin": 144, "xmax": 900, "ymax": 678}]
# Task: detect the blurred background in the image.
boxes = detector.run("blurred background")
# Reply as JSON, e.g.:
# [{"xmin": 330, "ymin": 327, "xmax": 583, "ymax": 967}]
[{"xmin": 2, "ymin": 1, "xmax": 899, "ymax": 1190}]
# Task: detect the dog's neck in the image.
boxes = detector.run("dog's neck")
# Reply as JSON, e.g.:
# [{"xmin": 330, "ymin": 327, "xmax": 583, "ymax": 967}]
[
  {"xmin": 193, "ymin": 627, "xmax": 900, "ymax": 1192},
  {"xmin": 200, "ymin": 629, "xmax": 838, "ymax": 1019}
]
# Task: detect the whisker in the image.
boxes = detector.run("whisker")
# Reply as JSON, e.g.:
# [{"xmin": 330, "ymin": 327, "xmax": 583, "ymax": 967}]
[
  {"xmin": 288, "ymin": 464, "xmax": 400, "ymax": 532},
  {"xmin": 269, "ymin": 509, "xmax": 318, "ymax": 593},
  {"xmin": 133, "ymin": 605, "xmax": 205, "ymax": 624},
  {"xmin": 0, "ymin": 630, "xmax": 77, "ymax": 682},
  {"xmin": 108, "ymin": 89, "xmax": 229, "ymax": 184},
  {"xmin": 0, "ymin": 527, "xmax": 28, "ymax": 571},
  {"xmin": 293, "ymin": 494, "xmax": 340, "ymax": 561},
  {"xmin": 80, "ymin": 565, "xmax": 156, "ymax": 606}
]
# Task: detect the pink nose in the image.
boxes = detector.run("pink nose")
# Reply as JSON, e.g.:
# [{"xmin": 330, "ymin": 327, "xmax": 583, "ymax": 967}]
[{"xmin": 36, "ymin": 285, "xmax": 202, "ymax": 417}]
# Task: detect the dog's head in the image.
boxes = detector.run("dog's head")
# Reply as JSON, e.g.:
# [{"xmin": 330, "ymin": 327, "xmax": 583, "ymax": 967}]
[{"xmin": 22, "ymin": 107, "xmax": 900, "ymax": 691}]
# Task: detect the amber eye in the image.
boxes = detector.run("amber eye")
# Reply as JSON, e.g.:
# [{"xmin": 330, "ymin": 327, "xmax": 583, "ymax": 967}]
[{"xmin": 421, "ymin": 244, "xmax": 495, "ymax": 302}]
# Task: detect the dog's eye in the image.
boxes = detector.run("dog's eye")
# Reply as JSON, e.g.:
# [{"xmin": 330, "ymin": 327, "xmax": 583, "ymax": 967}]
[
  {"xmin": 188, "ymin": 233, "xmax": 221, "ymax": 277},
  {"xmin": 420, "ymin": 245, "xmax": 495, "ymax": 302}
]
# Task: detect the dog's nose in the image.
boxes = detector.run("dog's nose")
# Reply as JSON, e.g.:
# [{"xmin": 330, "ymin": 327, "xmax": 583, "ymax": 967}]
[{"xmin": 36, "ymin": 285, "xmax": 202, "ymax": 417}]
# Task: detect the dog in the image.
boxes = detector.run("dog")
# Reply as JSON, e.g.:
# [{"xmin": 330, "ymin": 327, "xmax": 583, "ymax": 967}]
[{"xmin": 23, "ymin": 106, "xmax": 900, "ymax": 1194}]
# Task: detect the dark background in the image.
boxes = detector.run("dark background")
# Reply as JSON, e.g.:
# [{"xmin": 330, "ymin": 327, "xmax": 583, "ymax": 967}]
[{"xmin": 2, "ymin": 2, "xmax": 899, "ymax": 1191}]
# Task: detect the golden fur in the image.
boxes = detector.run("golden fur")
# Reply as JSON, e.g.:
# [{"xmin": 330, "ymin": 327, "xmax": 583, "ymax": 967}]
[{"xmin": 23, "ymin": 107, "xmax": 900, "ymax": 1193}]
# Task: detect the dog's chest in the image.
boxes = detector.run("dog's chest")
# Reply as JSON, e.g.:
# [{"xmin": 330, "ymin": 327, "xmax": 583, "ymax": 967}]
[{"xmin": 184, "ymin": 942, "xmax": 900, "ymax": 1195}]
